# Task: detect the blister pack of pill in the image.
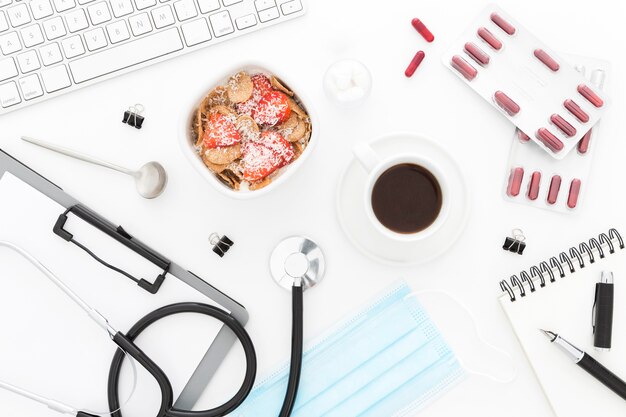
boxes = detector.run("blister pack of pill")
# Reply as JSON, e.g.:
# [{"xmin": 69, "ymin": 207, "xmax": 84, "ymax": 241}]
[
  {"xmin": 503, "ymin": 56, "xmax": 608, "ymax": 213},
  {"xmin": 442, "ymin": 4, "xmax": 608, "ymax": 160}
]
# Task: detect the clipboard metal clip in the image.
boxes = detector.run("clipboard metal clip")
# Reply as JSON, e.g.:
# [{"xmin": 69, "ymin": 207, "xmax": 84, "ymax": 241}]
[{"xmin": 53, "ymin": 204, "xmax": 170, "ymax": 294}]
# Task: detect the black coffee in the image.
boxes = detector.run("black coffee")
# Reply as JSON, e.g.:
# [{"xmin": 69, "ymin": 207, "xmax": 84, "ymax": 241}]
[{"xmin": 371, "ymin": 163, "xmax": 442, "ymax": 234}]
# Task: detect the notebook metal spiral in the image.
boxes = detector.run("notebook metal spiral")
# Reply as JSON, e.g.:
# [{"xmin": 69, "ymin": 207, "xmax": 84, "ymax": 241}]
[{"xmin": 500, "ymin": 228, "xmax": 625, "ymax": 302}]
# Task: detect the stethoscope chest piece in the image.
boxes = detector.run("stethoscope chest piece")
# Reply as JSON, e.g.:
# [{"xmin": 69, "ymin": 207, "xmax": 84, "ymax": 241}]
[{"xmin": 270, "ymin": 236, "xmax": 325, "ymax": 291}]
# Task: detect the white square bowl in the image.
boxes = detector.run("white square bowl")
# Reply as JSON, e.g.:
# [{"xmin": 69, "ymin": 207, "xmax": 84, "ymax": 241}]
[{"xmin": 178, "ymin": 63, "xmax": 319, "ymax": 199}]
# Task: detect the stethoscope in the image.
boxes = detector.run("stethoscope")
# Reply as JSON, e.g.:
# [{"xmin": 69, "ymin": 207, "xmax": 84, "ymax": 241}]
[{"xmin": 0, "ymin": 236, "xmax": 325, "ymax": 417}]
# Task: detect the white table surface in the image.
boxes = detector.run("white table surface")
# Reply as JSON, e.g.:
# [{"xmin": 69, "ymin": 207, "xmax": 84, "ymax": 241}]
[{"xmin": 2, "ymin": 0, "xmax": 626, "ymax": 415}]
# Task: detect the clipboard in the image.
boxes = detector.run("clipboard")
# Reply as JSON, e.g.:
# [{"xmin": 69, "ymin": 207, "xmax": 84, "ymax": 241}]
[{"xmin": 0, "ymin": 148, "xmax": 248, "ymax": 410}]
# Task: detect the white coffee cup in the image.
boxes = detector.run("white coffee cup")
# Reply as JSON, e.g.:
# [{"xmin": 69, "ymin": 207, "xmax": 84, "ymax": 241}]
[{"xmin": 352, "ymin": 142, "xmax": 450, "ymax": 242}]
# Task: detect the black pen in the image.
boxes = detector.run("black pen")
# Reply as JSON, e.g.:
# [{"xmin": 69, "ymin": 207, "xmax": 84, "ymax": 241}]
[
  {"xmin": 593, "ymin": 271, "xmax": 615, "ymax": 351},
  {"xmin": 541, "ymin": 329, "xmax": 626, "ymax": 400}
]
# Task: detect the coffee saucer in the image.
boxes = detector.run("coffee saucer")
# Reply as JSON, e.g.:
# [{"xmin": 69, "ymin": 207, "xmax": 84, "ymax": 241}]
[{"xmin": 336, "ymin": 133, "xmax": 470, "ymax": 265}]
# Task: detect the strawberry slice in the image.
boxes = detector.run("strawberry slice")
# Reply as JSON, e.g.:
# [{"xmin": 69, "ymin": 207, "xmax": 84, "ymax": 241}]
[
  {"xmin": 203, "ymin": 113, "xmax": 241, "ymax": 149},
  {"xmin": 258, "ymin": 131, "xmax": 294, "ymax": 167},
  {"xmin": 241, "ymin": 141, "xmax": 282, "ymax": 181},
  {"xmin": 253, "ymin": 91, "xmax": 291, "ymax": 126},
  {"xmin": 236, "ymin": 74, "xmax": 273, "ymax": 116}
]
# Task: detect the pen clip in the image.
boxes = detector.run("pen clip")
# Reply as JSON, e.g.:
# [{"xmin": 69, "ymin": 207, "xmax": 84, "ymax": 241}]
[{"xmin": 592, "ymin": 282, "xmax": 600, "ymax": 334}]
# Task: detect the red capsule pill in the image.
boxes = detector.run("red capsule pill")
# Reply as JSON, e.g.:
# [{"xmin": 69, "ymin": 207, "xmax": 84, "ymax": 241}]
[
  {"xmin": 547, "ymin": 175, "xmax": 562, "ymax": 205},
  {"xmin": 550, "ymin": 114, "xmax": 576, "ymax": 137},
  {"xmin": 405, "ymin": 50, "xmax": 425, "ymax": 77},
  {"xmin": 527, "ymin": 171, "xmax": 541, "ymax": 200},
  {"xmin": 507, "ymin": 167, "xmax": 524, "ymax": 197},
  {"xmin": 494, "ymin": 91, "xmax": 520, "ymax": 116},
  {"xmin": 490, "ymin": 12, "xmax": 516, "ymax": 35},
  {"xmin": 517, "ymin": 129, "xmax": 531, "ymax": 143},
  {"xmin": 578, "ymin": 84, "xmax": 604, "ymax": 108},
  {"xmin": 564, "ymin": 99, "xmax": 589, "ymax": 123},
  {"xmin": 567, "ymin": 179, "xmax": 581, "ymax": 208},
  {"xmin": 578, "ymin": 129, "xmax": 592, "ymax": 154},
  {"xmin": 477, "ymin": 27, "xmax": 502, "ymax": 50},
  {"xmin": 533, "ymin": 49, "xmax": 559, "ymax": 72},
  {"xmin": 411, "ymin": 18, "xmax": 434, "ymax": 42},
  {"xmin": 451, "ymin": 55, "xmax": 477, "ymax": 81},
  {"xmin": 536, "ymin": 128, "xmax": 564, "ymax": 153},
  {"xmin": 464, "ymin": 42, "xmax": 490, "ymax": 66}
]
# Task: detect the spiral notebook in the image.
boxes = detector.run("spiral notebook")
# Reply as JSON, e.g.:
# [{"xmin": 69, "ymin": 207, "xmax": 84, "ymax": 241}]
[{"xmin": 498, "ymin": 228, "xmax": 626, "ymax": 417}]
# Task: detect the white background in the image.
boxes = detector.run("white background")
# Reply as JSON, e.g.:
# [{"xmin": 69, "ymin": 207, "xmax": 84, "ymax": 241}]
[{"xmin": 1, "ymin": 0, "xmax": 626, "ymax": 415}]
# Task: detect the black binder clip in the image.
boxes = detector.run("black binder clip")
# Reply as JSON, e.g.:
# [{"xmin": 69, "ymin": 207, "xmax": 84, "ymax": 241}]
[
  {"xmin": 503, "ymin": 229, "xmax": 526, "ymax": 255},
  {"xmin": 210, "ymin": 233, "xmax": 234, "ymax": 258},
  {"xmin": 122, "ymin": 104, "xmax": 145, "ymax": 129}
]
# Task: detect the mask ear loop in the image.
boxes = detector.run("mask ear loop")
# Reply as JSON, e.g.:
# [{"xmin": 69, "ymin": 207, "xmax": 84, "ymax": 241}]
[{"xmin": 405, "ymin": 290, "xmax": 518, "ymax": 384}]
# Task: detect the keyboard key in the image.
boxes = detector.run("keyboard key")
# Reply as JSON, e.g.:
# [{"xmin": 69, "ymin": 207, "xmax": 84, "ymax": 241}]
[
  {"xmin": 53, "ymin": 0, "xmax": 76, "ymax": 12},
  {"xmin": 18, "ymin": 74, "xmax": 43, "ymax": 99},
  {"xmin": 110, "ymin": 0, "xmax": 133, "ymax": 18},
  {"xmin": 41, "ymin": 64, "xmax": 71, "ymax": 91},
  {"xmin": 235, "ymin": 14, "xmax": 255, "ymax": 30},
  {"xmin": 128, "ymin": 12, "xmax": 151, "ymax": 35},
  {"xmin": 20, "ymin": 24, "xmax": 44, "ymax": 47},
  {"xmin": 17, "ymin": 50, "xmax": 40, "ymax": 72},
  {"xmin": 88, "ymin": 2, "xmax": 111, "ymax": 25},
  {"xmin": 61, "ymin": 34, "xmax": 85, "ymax": 58},
  {"xmin": 197, "ymin": 0, "xmax": 219, "ymax": 14},
  {"xmin": 7, "ymin": 4, "xmax": 31, "ymax": 27},
  {"xmin": 69, "ymin": 27, "xmax": 183, "ymax": 83},
  {"xmin": 280, "ymin": 0, "xmax": 301, "ymax": 15},
  {"xmin": 181, "ymin": 17, "xmax": 210, "ymax": 46},
  {"xmin": 151, "ymin": 5, "xmax": 174, "ymax": 28},
  {"xmin": 209, "ymin": 10, "xmax": 232, "ymax": 37},
  {"xmin": 134, "ymin": 0, "xmax": 156, "ymax": 10},
  {"xmin": 65, "ymin": 9, "xmax": 88, "ymax": 32},
  {"xmin": 42, "ymin": 16, "xmax": 66, "ymax": 39},
  {"xmin": 30, "ymin": 0, "xmax": 53, "ymax": 19},
  {"xmin": 222, "ymin": 0, "xmax": 241, "ymax": 5},
  {"xmin": 106, "ymin": 20, "xmax": 129, "ymax": 43},
  {"xmin": 0, "ymin": 57, "xmax": 17, "ymax": 81},
  {"xmin": 0, "ymin": 11, "xmax": 7, "ymax": 32},
  {"xmin": 174, "ymin": 0, "xmax": 197, "ymax": 21},
  {"xmin": 0, "ymin": 0, "xmax": 12, "ymax": 8},
  {"xmin": 254, "ymin": 0, "xmax": 274, "ymax": 11},
  {"xmin": 258, "ymin": 7, "xmax": 278, "ymax": 22},
  {"xmin": 0, "ymin": 81, "xmax": 20, "ymax": 107},
  {"xmin": 0, "ymin": 31, "xmax": 21, "ymax": 54},
  {"xmin": 84, "ymin": 26, "xmax": 107, "ymax": 49},
  {"xmin": 40, "ymin": 42, "xmax": 62, "ymax": 65}
]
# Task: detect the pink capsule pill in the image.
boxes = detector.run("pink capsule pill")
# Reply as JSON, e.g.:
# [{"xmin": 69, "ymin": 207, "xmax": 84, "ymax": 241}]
[
  {"xmin": 517, "ymin": 129, "xmax": 531, "ymax": 143},
  {"xmin": 550, "ymin": 114, "xmax": 576, "ymax": 137},
  {"xmin": 477, "ymin": 27, "xmax": 502, "ymax": 50},
  {"xmin": 405, "ymin": 50, "xmax": 425, "ymax": 77},
  {"xmin": 507, "ymin": 167, "xmax": 524, "ymax": 197},
  {"xmin": 578, "ymin": 84, "xmax": 604, "ymax": 108},
  {"xmin": 494, "ymin": 91, "xmax": 520, "ymax": 116},
  {"xmin": 567, "ymin": 179, "xmax": 581, "ymax": 208},
  {"xmin": 536, "ymin": 128, "xmax": 564, "ymax": 153},
  {"xmin": 528, "ymin": 171, "xmax": 541, "ymax": 200},
  {"xmin": 578, "ymin": 129, "xmax": 592, "ymax": 154},
  {"xmin": 464, "ymin": 42, "xmax": 490, "ymax": 66},
  {"xmin": 547, "ymin": 175, "xmax": 562, "ymax": 205},
  {"xmin": 490, "ymin": 12, "xmax": 516, "ymax": 35},
  {"xmin": 411, "ymin": 18, "xmax": 434, "ymax": 42},
  {"xmin": 533, "ymin": 49, "xmax": 559, "ymax": 72},
  {"xmin": 564, "ymin": 99, "xmax": 589, "ymax": 123},
  {"xmin": 451, "ymin": 55, "xmax": 477, "ymax": 81}
]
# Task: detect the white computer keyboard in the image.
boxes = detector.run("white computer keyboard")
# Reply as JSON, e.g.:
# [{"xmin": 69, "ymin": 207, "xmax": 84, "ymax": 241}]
[{"xmin": 0, "ymin": 0, "xmax": 305, "ymax": 115}]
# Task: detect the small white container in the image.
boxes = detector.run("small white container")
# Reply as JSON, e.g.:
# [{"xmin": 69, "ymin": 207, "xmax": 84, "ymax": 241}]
[{"xmin": 178, "ymin": 62, "xmax": 319, "ymax": 200}]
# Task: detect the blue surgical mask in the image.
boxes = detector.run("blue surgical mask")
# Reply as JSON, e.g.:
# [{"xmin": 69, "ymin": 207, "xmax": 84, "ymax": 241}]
[{"xmin": 233, "ymin": 282, "xmax": 466, "ymax": 417}]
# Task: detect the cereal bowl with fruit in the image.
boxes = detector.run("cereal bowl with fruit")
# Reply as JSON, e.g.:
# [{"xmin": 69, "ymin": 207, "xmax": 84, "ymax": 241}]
[{"xmin": 179, "ymin": 65, "xmax": 317, "ymax": 199}]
